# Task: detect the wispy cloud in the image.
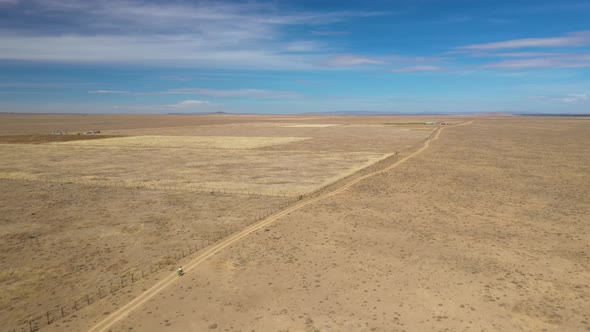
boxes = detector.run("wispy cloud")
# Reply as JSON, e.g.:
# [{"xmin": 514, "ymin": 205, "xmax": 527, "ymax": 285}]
[
  {"xmin": 483, "ymin": 53, "xmax": 590, "ymax": 69},
  {"xmin": 458, "ymin": 31, "xmax": 590, "ymax": 50},
  {"xmin": 471, "ymin": 52, "xmax": 561, "ymax": 57},
  {"xmin": 561, "ymin": 93, "xmax": 588, "ymax": 103},
  {"xmin": 0, "ymin": 82, "xmax": 75, "ymax": 88},
  {"xmin": 88, "ymin": 90, "xmax": 128, "ymax": 94},
  {"xmin": 392, "ymin": 65, "xmax": 443, "ymax": 72},
  {"xmin": 173, "ymin": 100, "xmax": 211, "ymax": 108},
  {"xmin": 0, "ymin": 0, "xmax": 388, "ymax": 69},
  {"xmin": 528, "ymin": 93, "xmax": 589, "ymax": 103},
  {"xmin": 444, "ymin": 15, "xmax": 472, "ymax": 23},
  {"xmin": 283, "ymin": 41, "xmax": 322, "ymax": 52},
  {"xmin": 165, "ymin": 88, "xmax": 302, "ymax": 99},
  {"xmin": 148, "ymin": 75, "xmax": 194, "ymax": 82},
  {"xmin": 319, "ymin": 55, "xmax": 385, "ymax": 67},
  {"xmin": 310, "ymin": 30, "xmax": 350, "ymax": 36},
  {"xmin": 86, "ymin": 87, "xmax": 303, "ymax": 99},
  {"xmin": 115, "ymin": 100, "xmax": 216, "ymax": 111}
]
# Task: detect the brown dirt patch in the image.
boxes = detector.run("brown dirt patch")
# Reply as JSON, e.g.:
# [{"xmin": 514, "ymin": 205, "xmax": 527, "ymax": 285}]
[{"xmin": 59, "ymin": 117, "xmax": 590, "ymax": 332}]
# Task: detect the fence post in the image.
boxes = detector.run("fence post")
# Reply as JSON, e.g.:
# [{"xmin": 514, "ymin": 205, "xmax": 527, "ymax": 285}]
[
  {"xmin": 131, "ymin": 273, "xmax": 135, "ymax": 283},
  {"xmin": 74, "ymin": 301, "xmax": 78, "ymax": 311},
  {"xmin": 86, "ymin": 294, "xmax": 90, "ymax": 305},
  {"xmin": 61, "ymin": 306, "xmax": 65, "ymax": 318},
  {"xmin": 120, "ymin": 276, "xmax": 124, "ymax": 288},
  {"xmin": 98, "ymin": 287, "xmax": 102, "ymax": 299},
  {"xmin": 46, "ymin": 311, "xmax": 50, "ymax": 324},
  {"xmin": 29, "ymin": 321, "xmax": 33, "ymax": 332}
]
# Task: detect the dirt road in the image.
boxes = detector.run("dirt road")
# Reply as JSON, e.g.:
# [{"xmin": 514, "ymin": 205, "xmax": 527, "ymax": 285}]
[{"xmin": 87, "ymin": 123, "xmax": 461, "ymax": 332}]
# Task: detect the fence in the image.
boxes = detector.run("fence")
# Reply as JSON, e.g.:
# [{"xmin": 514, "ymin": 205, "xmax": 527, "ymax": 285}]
[
  {"xmin": 0, "ymin": 176, "xmax": 300, "ymax": 198},
  {"xmin": 6, "ymin": 128, "xmax": 440, "ymax": 332},
  {"xmin": 5, "ymin": 194, "xmax": 303, "ymax": 332}
]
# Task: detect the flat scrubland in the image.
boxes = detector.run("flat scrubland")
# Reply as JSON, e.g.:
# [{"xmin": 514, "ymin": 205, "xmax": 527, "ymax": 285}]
[
  {"xmin": 0, "ymin": 113, "xmax": 440, "ymax": 330},
  {"xmin": 50, "ymin": 116, "xmax": 588, "ymax": 332}
]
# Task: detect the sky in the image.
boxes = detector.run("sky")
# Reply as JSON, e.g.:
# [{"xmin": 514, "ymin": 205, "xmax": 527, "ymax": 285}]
[{"xmin": 0, "ymin": 0, "xmax": 589, "ymax": 114}]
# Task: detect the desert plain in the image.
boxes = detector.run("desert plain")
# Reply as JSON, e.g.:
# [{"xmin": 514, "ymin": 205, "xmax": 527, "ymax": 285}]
[{"xmin": 0, "ymin": 113, "xmax": 588, "ymax": 331}]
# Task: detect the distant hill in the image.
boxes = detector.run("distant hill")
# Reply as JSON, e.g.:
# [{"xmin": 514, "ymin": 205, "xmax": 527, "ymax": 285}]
[
  {"xmin": 514, "ymin": 113, "xmax": 590, "ymax": 117},
  {"xmin": 167, "ymin": 111, "xmax": 230, "ymax": 115},
  {"xmin": 300, "ymin": 111, "xmax": 461, "ymax": 116}
]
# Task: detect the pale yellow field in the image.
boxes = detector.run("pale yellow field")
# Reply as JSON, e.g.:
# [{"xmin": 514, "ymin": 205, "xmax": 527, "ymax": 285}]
[
  {"xmin": 0, "ymin": 143, "xmax": 392, "ymax": 196},
  {"xmin": 52, "ymin": 135, "xmax": 311, "ymax": 149},
  {"xmin": 284, "ymin": 124, "xmax": 342, "ymax": 128}
]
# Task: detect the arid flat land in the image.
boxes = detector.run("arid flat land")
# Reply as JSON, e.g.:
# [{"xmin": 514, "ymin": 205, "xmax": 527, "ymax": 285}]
[
  {"xmin": 40, "ymin": 116, "xmax": 589, "ymax": 332},
  {"xmin": 0, "ymin": 114, "xmax": 443, "ymax": 330}
]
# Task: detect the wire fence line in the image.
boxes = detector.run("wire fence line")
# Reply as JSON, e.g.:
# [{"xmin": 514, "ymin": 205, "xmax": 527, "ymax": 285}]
[
  {"xmin": 0, "ymin": 176, "xmax": 300, "ymax": 198},
  {"xmin": 6, "ymin": 195, "xmax": 304, "ymax": 332},
  {"xmin": 4, "ymin": 131, "xmax": 443, "ymax": 332}
]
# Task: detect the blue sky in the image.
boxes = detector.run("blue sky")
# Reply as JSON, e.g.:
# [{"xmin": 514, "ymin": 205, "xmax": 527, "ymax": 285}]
[{"xmin": 0, "ymin": 0, "xmax": 589, "ymax": 114}]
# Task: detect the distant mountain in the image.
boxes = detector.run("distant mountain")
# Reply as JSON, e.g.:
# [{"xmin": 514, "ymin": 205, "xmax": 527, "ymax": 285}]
[
  {"xmin": 300, "ymin": 110, "xmax": 462, "ymax": 115},
  {"xmin": 167, "ymin": 111, "xmax": 231, "ymax": 115},
  {"xmin": 514, "ymin": 113, "xmax": 590, "ymax": 117}
]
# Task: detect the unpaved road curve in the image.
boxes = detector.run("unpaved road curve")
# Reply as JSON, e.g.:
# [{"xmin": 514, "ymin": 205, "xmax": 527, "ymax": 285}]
[{"xmin": 88, "ymin": 121, "xmax": 471, "ymax": 332}]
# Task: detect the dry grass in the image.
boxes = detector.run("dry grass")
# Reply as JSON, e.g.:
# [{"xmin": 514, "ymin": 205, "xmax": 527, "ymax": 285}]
[
  {"xmin": 0, "ymin": 134, "xmax": 123, "ymax": 144},
  {"xmin": 52, "ymin": 135, "xmax": 311, "ymax": 149},
  {"xmin": 284, "ymin": 124, "xmax": 342, "ymax": 128},
  {"xmin": 0, "ymin": 143, "xmax": 392, "ymax": 196},
  {"xmin": 0, "ymin": 114, "xmax": 447, "ymax": 330},
  {"xmin": 84, "ymin": 116, "xmax": 590, "ymax": 332},
  {"xmin": 0, "ymin": 179, "xmax": 290, "ymax": 327}
]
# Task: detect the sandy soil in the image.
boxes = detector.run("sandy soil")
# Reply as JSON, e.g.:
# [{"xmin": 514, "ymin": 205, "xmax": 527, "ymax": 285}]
[
  {"xmin": 60, "ymin": 117, "xmax": 589, "ymax": 332},
  {"xmin": 0, "ymin": 179, "xmax": 290, "ymax": 327},
  {"xmin": 0, "ymin": 114, "xmax": 440, "ymax": 330}
]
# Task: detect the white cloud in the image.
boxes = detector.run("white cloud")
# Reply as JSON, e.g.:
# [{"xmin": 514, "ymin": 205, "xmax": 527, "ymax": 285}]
[
  {"xmin": 174, "ymin": 100, "xmax": 210, "ymax": 108},
  {"xmin": 471, "ymin": 52, "xmax": 560, "ymax": 58},
  {"xmin": 0, "ymin": 34, "xmax": 317, "ymax": 69},
  {"xmin": 392, "ymin": 65, "xmax": 442, "ymax": 72},
  {"xmin": 283, "ymin": 41, "xmax": 321, "ymax": 52},
  {"xmin": 561, "ymin": 93, "xmax": 588, "ymax": 103},
  {"xmin": 0, "ymin": 1, "xmax": 388, "ymax": 69},
  {"xmin": 482, "ymin": 53, "xmax": 590, "ymax": 69},
  {"xmin": 320, "ymin": 55, "xmax": 386, "ymax": 67},
  {"xmin": 458, "ymin": 31, "xmax": 590, "ymax": 50},
  {"xmin": 527, "ymin": 93, "xmax": 589, "ymax": 104}
]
